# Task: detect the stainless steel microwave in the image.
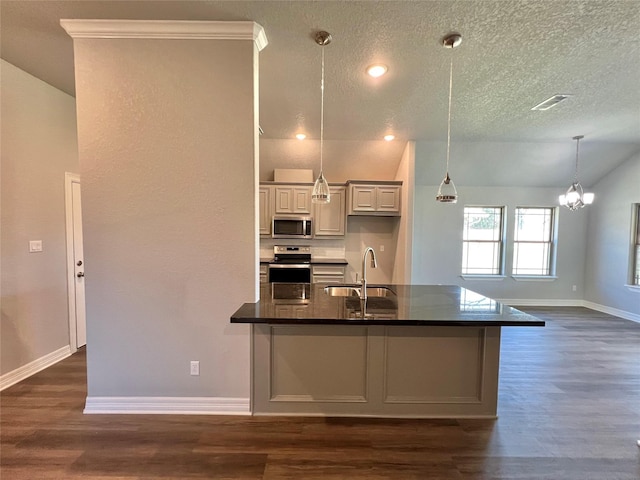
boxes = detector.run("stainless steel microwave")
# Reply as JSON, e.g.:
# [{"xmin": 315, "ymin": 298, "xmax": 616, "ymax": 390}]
[{"xmin": 272, "ymin": 216, "xmax": 313, "ymax": 239}]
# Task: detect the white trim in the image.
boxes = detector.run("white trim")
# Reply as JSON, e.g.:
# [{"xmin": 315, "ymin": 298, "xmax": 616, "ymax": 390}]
[
  {"xmin": 60, "ymin": 20, "xmax": 268, "ymax": 51},
  {"xmin": 498, "ymin": 298, "xmax": 581, "ymax": 307},
  {"xmin": 511, "ymin": 275, "xmax": 558, "ymax": 282},
  {"xmin": 65, "ymin": 172, "xmax": 80, "ymax": 352},
  {"xmin": 0, "ymin": 346, "xmax": 72, "ymax": 391},
  {"xmin": 460, "ymin": 275, "xmax": 506, "ymax": 281},
  {"xmin": 84, "ymin": 396, "xmax": 251, "ymax": 415},
  {"xmin": 583, "ymin": 301, "xmax": 640, "ymax": 324}
]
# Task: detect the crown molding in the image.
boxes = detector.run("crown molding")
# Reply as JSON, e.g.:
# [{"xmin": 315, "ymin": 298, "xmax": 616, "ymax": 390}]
[{"xmin": 60, "ymin": 20, "xmax": 268, "ymax": 51}]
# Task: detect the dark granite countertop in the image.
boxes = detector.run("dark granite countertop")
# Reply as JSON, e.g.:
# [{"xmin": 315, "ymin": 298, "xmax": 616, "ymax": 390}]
[{"xmin": 230, "ymin": 283, "xmax": 545, "ymax": 327}]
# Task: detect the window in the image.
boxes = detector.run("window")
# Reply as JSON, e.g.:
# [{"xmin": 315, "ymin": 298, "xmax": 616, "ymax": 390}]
[
  {"xmin": 462, "ymin": 206, "xmax": 504, "ymax": 275},
  {"xmin": 633, "ymin": 204, "xmax": 640, "ymax": 286},
  {"xmin": 512, "ymin": 207, "xmax": 555, "ymax": 276}
]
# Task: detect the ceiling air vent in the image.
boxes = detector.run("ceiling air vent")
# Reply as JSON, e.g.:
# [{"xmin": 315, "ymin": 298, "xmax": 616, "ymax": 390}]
[{"xmin": 531, "ymin": 94, "xmax": 572, "ymax": 111}]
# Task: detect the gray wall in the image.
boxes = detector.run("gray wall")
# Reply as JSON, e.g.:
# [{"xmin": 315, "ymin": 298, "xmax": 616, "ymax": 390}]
[
  {"xmin": 71, "ymin": 37, "xmax": 258, "ymax": 398},
  {"xmin": 584, "ymin": 152, "xmax": 640, "ymax": 315},
  {"xmin": 411, "ymin": 141, "xmax": 588, "ymax": 302},
  {"xmin": 1, "ymin": 60, "xmax": 79, "ymax": 375}
]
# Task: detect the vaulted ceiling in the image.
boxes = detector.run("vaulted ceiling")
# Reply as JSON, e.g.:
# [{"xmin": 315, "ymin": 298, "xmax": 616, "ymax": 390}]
[{"xmin": 2, "ymin": 1, "xmax": 639, "ymax": 186}]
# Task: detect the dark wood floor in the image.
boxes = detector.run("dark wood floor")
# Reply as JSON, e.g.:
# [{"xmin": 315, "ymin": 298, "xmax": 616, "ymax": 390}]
[{"xmin": 2, "ymin": 307, "xmax": 639, "ymax": 479}]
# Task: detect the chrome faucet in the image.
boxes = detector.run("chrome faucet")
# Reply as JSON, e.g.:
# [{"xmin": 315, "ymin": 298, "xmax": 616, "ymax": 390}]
[{"xmin": 361, "ymin": 247, "xmax": 378, "ymax": 301}]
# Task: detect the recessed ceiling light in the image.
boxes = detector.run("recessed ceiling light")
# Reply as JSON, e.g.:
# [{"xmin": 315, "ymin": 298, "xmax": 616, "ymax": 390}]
[
  {"xmin": 296, "ymin": 133, "xmax": 306, "ymax": 140},
  {"xmin": 367, "ymin": 64, "xmax": 388, "ymax": 78},
  {"xmin": 384, "ymin": 134, "xmax": 395, "ymax": 141},
  {"xmin": 531, "ymin": 94, "xmax": 572, "ymax": 111}
]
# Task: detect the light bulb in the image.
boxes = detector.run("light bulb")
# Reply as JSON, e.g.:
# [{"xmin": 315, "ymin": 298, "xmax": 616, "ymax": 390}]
[{"xmin": 367, "ymin": 64, "xmax": 388, "ymax": 78}]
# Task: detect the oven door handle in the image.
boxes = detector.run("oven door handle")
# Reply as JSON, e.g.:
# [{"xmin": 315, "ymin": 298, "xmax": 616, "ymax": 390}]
[{"xmin": 268, "ymin": 264, "xmax": 311, "ymax": 269}]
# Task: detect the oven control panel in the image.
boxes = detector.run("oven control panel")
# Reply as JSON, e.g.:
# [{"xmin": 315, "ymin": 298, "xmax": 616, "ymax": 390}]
[{"xmin": 274, "ymin": 245, "xmax": 311, "ymax": 254}]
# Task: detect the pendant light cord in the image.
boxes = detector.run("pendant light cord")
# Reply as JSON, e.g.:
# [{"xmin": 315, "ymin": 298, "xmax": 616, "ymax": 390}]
[
  {"xmin": 574, "ymin": 136, "xmax": 580, "ymax": 183},
  {"xmin": 446, "ymin": 54, "xmax": 454, "ymax": 177},
  {"xmin": 320, "ymin": 46, "xmax": 325, "ymax": 175}
]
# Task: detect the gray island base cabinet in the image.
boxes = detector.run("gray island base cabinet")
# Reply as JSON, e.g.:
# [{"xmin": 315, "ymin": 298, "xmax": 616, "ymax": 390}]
[{"xmin": 231, "ymin": 284, "xmax": 544, "ymax": 418}]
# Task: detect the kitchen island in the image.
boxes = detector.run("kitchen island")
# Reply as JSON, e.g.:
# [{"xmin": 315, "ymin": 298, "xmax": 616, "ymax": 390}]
[{"xmin": 231, "ymin": 283, "xmax": 544, "ymax": 418}]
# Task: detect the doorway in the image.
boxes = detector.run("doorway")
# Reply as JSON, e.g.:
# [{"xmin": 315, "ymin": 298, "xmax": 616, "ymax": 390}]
[{"xmin": 65, "ymin": 172, "xmax": 86, "ymax": 350}]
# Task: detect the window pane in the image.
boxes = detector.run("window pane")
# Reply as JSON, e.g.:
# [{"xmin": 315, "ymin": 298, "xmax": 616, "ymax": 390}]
[
  {"xmin": 462, "ymin": 241, "xmax": 501, "ymax": 274},
  {"xmin": 515, "ymin": 208, "xmax": 552, "ymax": 242},
  {"xmin": 464, "ymin": 207, "xmax": 502, "ymax": 241},
  {"xmin": 513, "ymin": 243, "xmax": 550, "ymax": 275}
]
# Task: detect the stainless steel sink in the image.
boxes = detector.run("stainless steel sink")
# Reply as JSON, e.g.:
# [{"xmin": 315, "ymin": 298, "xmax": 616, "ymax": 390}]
[
  {"xmin": 363, "ymin": 287, "xmax": 395, "ymax": 297},
  {"xmin": 323, "ymin": 285, "xmax": 396, "ymax": 298},
  {"xmin": 323, "ymin": 286, "xmax": 360, "ymax": 297}
]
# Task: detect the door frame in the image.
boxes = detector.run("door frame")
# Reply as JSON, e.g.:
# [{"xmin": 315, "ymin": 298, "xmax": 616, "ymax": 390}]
[{"xmin": 64, "ymin": 172, "xmax": 82, "ymax": 352}]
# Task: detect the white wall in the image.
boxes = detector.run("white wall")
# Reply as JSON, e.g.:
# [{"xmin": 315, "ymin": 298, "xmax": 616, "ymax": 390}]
[
  {"xmin": 1, "ymin": 60, "xmax": 79, "ymax": 377},
  {"xmin": 71, "ymin": 35, "xmax": 259, "ymax": 402},
  {"xmin": 411, "ymin": 141, "xmax": 588, "ymax": 302},
  {"xmin": 260, "ymin": 138, "xmax": 405, "ymax": 182},
  {"xmin": 584, "ymin": 152, "xmax": 640, "ymax": 316},
  {"xmin": 392, "ymin": 141, "xmax": 415, "ymax": 284}
]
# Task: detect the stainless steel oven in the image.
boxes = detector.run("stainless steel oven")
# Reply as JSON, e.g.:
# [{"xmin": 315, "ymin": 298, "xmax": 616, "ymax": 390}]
[{"xmin": 268, "ymin": 245, "xmax": 312, "ymax": 283}]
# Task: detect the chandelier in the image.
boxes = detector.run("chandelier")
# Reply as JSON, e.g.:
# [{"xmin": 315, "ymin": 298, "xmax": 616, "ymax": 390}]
[{"xmin": 559, "ymin": 135, "xmax": 594, "ymax": 210}]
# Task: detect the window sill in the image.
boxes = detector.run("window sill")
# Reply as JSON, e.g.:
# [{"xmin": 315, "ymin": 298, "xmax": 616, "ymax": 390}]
[
  {"xmin": 624, "ymin": 284, "xmax": 640, "ymax": 293},
  {"xmin": 460, "ymin": 275, "xmax": 506, "ymax": 281},
  {"xmin": 511, "ymin": 275, "xmax": 558, "ymax": 282}
]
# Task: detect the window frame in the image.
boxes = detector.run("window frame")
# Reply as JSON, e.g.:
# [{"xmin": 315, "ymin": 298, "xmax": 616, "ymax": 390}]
[
  {"xmin": 461, "ymin": 205, "xmax": 506, "ymax": 277},
  {"xmin": 511, "ymin": 206, "xmax": 558, "ymax": 278},
  {"xmin": 630, "ymin": 203, "xmax": 640, "ymax": 287}
]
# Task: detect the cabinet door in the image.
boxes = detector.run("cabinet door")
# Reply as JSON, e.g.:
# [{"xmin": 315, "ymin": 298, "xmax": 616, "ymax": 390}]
[
  {"xmin": 259, "ymin": 186, "xmax": 273, "ymax": 235},
  {"xmin": 260, "ymin": 264, "xmax": 268, "ymax": 283},
  {"xmin": 351, "ymin": 185, "xmax": 377, "ymax": 213},
  {"xmin": 376, "ymin": 186, "xmax": 401, "ymax": 214},
  {"xmin": 314, "ymin": 186, "xmax": 346, "ymax": 236},
  {"xmin": 274, "ymin": 186, "xmax": 311, "ymax": 214},
  {"xmin": 312, "ymin": 275, "xmax": 346, "ymax": 284},
  {"xmin": 312, "ymin": 265, "xmax": 346, "ymax": 284},
  {"xmin": 274, "ymin": 304, "xmax": 311, "ymax": 318}
]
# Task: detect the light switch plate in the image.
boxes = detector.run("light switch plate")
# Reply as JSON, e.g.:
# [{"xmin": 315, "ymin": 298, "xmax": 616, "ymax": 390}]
[{"xmin": 29, "ymin": 240, "xmax": 43, "ymax": 252}]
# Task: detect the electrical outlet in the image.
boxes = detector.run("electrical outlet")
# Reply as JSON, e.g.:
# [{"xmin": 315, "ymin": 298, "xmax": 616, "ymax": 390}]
[
  {"xmin": 380, "ymin": 245, "xmax": 385, "ymax": 252},
  {"xmin": 190, "ymin": 361, "xmax": 200, "ymax": 376},
  {"xmin": 29, "ymin": 240, "xmax": 43, "ymax": 252},
  {"xmin": 572, "ymin": 285, "xmax": 577, "ymax": 292}
]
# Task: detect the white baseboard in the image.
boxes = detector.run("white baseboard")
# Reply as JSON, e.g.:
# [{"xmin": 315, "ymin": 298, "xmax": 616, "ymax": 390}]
[
  {"xmin": 500, "ymin": 298, "xmax": 640, "ymax": 324},
  {"xmin": 84, "ymin": 396, "xmax": 251, "ymax": 415},
  {"xmin": 0, "ymin": 345, "xmax": 72, "ymax": 391},
  {"xmin": 498, "ymin": 298, "xmax": 582, "ymax": 307},
  {"xmin": 583, "ymin": 301, "xmax": 640, "ymax": 324}
]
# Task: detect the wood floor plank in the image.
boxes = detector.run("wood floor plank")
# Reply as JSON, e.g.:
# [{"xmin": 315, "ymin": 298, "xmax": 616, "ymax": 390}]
[{"xmin": 1, "ymin": 307, "xmax": 639, "ymax": 479}]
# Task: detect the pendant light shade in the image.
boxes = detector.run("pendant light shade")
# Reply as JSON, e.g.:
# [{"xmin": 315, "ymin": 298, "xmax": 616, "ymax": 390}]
[
  {"xmin": 312, "ymin": 31, "xmax": 332, "ymax": 204},
  {"xmin": 436, "ymin": 33, "xmax": 462, "ymax": 204},
  {"xmin": 559, "ymin": 135, "xmax": 594, "ymax": 210}
]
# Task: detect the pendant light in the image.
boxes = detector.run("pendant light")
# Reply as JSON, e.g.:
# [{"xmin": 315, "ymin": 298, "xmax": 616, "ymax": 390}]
[
  {"xmin": 436, "ymin": 33, "xmax": 462, "ymax": 203},
  {"xmin": 559, "ymin": 135, "xmax": 595, "ymax": 210},
  {"xmin": 311, "ymin": 31, "xmax": 332, "ymax": 204}
]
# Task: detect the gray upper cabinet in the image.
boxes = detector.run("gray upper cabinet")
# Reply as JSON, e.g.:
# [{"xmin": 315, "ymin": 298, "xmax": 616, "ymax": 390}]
[
  {"xmin": 314, "ymin": 186, "xmax": 346, "ymax": 237},
  {"xmin": 274, "ymin": 186, "xmax": 312, "ymax": 214},
  {"xmin": 348, "ymin": 182, "xmax": 402, "ymax": 216}
]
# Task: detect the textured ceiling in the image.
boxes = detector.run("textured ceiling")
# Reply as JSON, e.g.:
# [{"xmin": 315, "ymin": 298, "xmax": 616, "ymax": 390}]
[{"xmin": 2, "ymin": 0, "xmax": 639, "ymax": 187}]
